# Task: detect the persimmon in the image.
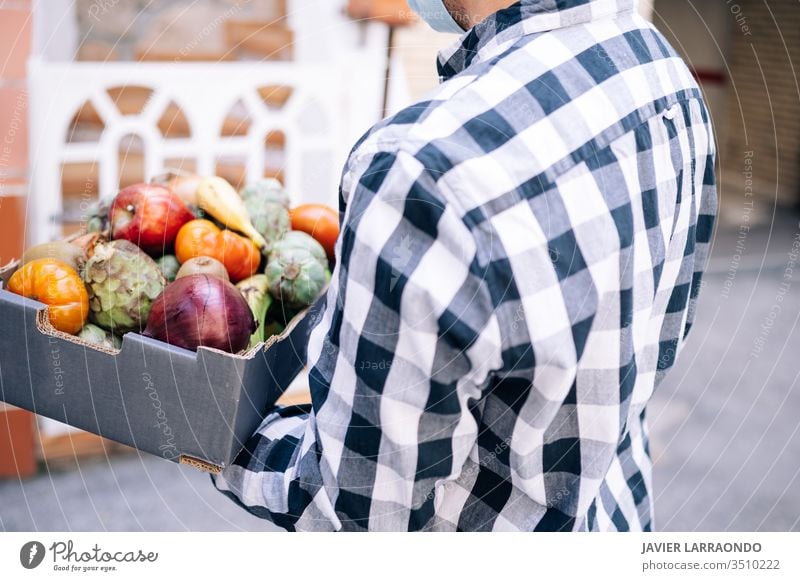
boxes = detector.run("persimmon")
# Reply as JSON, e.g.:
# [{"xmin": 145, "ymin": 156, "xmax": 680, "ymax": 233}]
[
  {"xmin": 289, "ymin": 204, "xmax": 339, "ymax": 260},
  {"xmin": 8, "ymin": 258, "xmax": 89, "ymax": 334},
  {"xmin": 175, "ymin": 219, "xmax": 260, "ymax": 282}
]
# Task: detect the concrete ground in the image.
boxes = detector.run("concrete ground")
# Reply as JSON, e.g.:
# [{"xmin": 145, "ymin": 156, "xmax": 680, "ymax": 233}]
[
  {"xmin": 649, "ymin": 207, "xmax": 800, "ymax": 531},
  {"xmin": 1, "ymin": 208, "xmax": 799, "ymax": 532}
]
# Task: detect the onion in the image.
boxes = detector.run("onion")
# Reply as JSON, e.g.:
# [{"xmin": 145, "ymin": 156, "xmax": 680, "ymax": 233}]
[{"xmin": 143, "ymin": 274, "xmax": 256, "ymax": 353}]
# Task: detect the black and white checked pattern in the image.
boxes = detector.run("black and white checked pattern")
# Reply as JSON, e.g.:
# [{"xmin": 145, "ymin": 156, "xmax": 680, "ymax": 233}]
[{"xmin": 213, "ymin": 0, "xmax": 717, "ymax": 531}]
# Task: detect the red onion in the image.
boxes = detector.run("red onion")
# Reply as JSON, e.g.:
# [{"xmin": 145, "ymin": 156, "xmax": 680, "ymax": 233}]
[{"xmin": 143, "ymin": 274, "xmax": 256, "ymax": 353}]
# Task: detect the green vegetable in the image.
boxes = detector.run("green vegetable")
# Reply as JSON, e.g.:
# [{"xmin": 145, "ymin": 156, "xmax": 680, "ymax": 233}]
[
  {"xmin": 82, "ymin": 240, "xmax": 166, "ymax": 333},
  {"xmin": 78, "ymin": 323, "xmax": 122, "ymax": 349},
  {"xmin": 266, "ymin": 299, "xmax": 299, "ymax": 327},
  {"xmin": 246, "ymin": 200, "xmax": 290, "ymax": 252},
  {"xmin": 240, "ymin": 178, "xmax": 289, "ymax": 208},
  {"xmin": 156, "ymin": 254, "xmax": 181, "ymax": 282},
  {"xmin": 240, "ymin": 179, "xmax": 292, "ymax": 251},
  {"xmin": 86, "ymin": 198, "xmax": 112, "ymax": 233},
  {"xmin": 270, "ymin": 231, "xmax": 327, "ymax": 270},
  {"xmin": 266, "ymin": 247, "xmax": 328, "ymax": 308},
  {"xmin": 262, "ymin": 320, "xmax": 285, "ymax": 340},
  {"xmin": 236, "ymin": 274, "xmax": 272, "ymax": 348}
]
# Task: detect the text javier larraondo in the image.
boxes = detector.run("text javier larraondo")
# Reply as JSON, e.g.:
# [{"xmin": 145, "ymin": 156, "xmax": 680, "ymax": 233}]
[
  {"xmin": 47, "ymin": 540, "xmax": 158, "ymax": 572},
  {"xmin": 641, "ymin": 541, "xmax": 761, "ymax": 554}
]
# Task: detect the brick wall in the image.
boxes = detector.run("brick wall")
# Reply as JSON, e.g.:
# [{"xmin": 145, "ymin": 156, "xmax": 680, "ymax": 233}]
[
  {"xmin": 0, "ymin": 1, "xmax": 29, "ymax": 265},
  {"xmin": 74, "ymin": 0, "xmax": 286, "ymax": 61},
  {"xmin": 0, "ymin": 0, "xmax": 35, "ymax": 478},
  {"xmin": 721, "ymin": 0, "xmax": 800, "ymax": 207}
]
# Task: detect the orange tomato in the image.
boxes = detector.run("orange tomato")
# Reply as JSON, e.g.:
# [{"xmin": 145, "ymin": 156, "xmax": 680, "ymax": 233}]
[
  {"xmin": 8, "ymin": 258, "xmax": 89, "ymax": 334},
  {"xmin": 175, "ymin": 219, "xmax": 260, "ymax": 282},
  {"xmin": 289, "ymin": 204, "xmax": 339, "ymax": 260}
]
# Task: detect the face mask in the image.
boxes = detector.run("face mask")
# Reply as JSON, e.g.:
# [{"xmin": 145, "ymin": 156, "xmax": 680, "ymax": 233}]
[{"xmin": 407, "ymin": 0, "xmax": 465, "ymax": 34}]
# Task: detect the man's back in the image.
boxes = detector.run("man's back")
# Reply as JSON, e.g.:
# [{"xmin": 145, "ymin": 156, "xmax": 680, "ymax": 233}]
[{"xmin": 214, "ymin": 0, "xmax": 717, "ymax": 531}]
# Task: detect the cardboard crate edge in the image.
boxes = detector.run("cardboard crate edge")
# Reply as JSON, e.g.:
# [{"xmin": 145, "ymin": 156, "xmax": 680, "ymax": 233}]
[{"xmin": 0, "ymin": 286, "xmax": 318, "ymax": 472}]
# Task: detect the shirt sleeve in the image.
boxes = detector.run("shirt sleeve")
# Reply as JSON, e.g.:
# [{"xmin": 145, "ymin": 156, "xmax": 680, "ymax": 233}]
[{"xmin": 211, "ymin": 147, "xmax": 501, "ymax": 531}]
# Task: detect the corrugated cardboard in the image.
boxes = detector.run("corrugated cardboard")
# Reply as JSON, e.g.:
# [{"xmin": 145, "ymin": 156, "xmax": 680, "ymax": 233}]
[{"xmin": 0, "ymin": 273, "xmax": 323, "ymax": 472}]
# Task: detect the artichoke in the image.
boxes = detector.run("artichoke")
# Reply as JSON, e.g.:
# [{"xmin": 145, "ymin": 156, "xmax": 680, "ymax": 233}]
[
  {"xmin": 156, "ymin": 254, "xmax": 181, "ymax": 282},
  {"xmin": 241, "ymin": 178, "xmax": 289, "ymax": 208},
  {"xmin": 240, "ymin": 178, "xmax": 291, "ymax": 251},
  {"xmin": 270, "ymin": 231, "xmax": 327, "ymax": 270},
  {"xmin": 78, "ymin": 323, "xmax": 122, "ymax": 349},
  {"xmin": 266, "ymin": 247, "xmax": 328, "ymax": 308},
  {"xmin": 82, "ymin": 240, "xmax": 166, "ymax": 333},
  {"xmin": 246, "ymin": 199, "xmax": 290, "ymax": 252}
]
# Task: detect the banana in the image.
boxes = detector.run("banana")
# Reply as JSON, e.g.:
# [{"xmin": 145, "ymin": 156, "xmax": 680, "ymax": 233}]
[{"xmin": 197, "ymin": 176, "xmax": 267, "ymax": 248}]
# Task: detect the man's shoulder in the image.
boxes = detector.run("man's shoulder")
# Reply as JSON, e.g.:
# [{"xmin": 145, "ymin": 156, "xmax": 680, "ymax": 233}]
[
  {"xmin": 344, "ymin": 15, "xmax": 706, "ymax": 204},
  {"xmin": 342, "ymin": 66, "xmax": 528, "ymax": 198},
  {"xmin": 345, "ymin": 71, "xmax": 489, "ymax": 161}
]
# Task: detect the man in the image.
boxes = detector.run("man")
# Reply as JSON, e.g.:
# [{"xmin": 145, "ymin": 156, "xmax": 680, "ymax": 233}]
[{"xmin": 213, "ymin": 0, "xmax": 717, "ymax": 531}]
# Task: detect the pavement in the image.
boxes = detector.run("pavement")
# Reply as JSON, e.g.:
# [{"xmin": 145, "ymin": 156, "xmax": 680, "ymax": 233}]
[
  {"xmin": 1, "ymin": 207, "xmax": 799, "ymax": 532},
  {"xmin": 648, "ymin": 207, "xmax": 800, "ymax": 532}
]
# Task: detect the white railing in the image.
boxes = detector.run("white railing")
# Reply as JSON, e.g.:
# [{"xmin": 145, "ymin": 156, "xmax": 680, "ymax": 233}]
[{"xmin": 28, "ymin": 0, "xmax": 390, "ymax": 244}]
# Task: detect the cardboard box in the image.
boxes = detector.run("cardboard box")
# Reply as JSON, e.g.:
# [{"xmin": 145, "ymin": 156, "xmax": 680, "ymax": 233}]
[{"xmin": 0, "ymin": 266, "xmax": 323, "ymax": 472}]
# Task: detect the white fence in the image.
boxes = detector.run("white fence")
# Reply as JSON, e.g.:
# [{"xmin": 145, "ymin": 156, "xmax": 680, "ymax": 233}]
[{"xmin": 28, "ymin": 0, "xmax": 390, "ymax": 244}]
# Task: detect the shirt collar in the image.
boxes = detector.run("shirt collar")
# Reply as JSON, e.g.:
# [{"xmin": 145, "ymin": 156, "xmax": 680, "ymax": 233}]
[{"xmin": 437, "ymin": 0, "xmax": 638, "ymax": 81}]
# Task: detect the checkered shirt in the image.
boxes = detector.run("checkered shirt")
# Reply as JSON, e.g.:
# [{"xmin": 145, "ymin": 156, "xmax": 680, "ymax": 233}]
[{"xmin": 213, "ymin": 0, "xmax": 717, "ymax": 531}]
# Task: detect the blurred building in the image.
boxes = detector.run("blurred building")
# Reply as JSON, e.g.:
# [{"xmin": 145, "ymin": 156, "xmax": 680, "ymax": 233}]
[{"xmin": 653, "ymin": 0, "xmax": 800, "ymax": 218}]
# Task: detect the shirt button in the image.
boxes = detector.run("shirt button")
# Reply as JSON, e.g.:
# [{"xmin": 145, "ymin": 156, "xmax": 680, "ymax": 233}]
[{"xmin": 663, "ymin": 103, "xmax": 680, "ymax": 120}]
